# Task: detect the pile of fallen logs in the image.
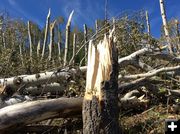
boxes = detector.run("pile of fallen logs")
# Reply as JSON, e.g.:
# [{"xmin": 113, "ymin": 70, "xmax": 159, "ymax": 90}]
[{"xmin": 0, "ymin": 28, "xmax": 180, "ymax": 133}]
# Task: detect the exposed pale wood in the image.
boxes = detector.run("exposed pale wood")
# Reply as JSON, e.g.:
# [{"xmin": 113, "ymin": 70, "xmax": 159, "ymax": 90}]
[
  {"xmin": 37, "ymin": 40, "xmax": 41, "ymax": 57},
  {"xmin": 159, "ymin": 0, "xmax": 173, "ymax": 53},
  {"xmin": 19, "ymin": 43, "xmax": 24, "ymax": 65},
  {"xmin": 58, "ymin": 42, "xmax": 61, "ymax": 61},
  {"xmin": 2, "ymin": 32, "xmax": 6, "ymax": 48},
  {"xmin": 0, "ymin": 97, "xmax": 82, "ymax": 133},
  {"xmin": 119, "ymin": 65, "xmax": 180, "ymax": 80},
  {"xmin": 41, "ymin": 8, "xmax": 51, "ymax": 59},
  {"xmin": 69, "ymin": 33, "xmax": 77, "ymax": 65},
  {"xmin": 64, "ymin": 10, "xmax": 74, "ymax": 66},
  {"xmin": 83, "ymin": 29, "xmax": 120, "ymax": 134},
  {"xmin": 27, "ymin": 21, "xmax": 33, "ymax": 61},
  {"xmin": 145, "ymin": 11, "xmax": 151, "ymax": 36},
  {"xmin": 48, "ymin": 20, "xmax": 56, "ymax": 60}
]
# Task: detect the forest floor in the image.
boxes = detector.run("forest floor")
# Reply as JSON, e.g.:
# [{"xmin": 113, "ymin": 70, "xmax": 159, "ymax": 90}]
[{"xmin": 121, "ymin": 104, "xmax": 180, "ymax": 134}]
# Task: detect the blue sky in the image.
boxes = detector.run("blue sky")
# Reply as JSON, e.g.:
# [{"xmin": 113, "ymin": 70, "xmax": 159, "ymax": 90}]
[{"xmin": 0, "ymin": 0, "xmax": 179, "ymax": 38}]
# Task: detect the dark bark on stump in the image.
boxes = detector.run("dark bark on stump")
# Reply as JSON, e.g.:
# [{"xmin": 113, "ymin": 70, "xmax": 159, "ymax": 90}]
[{"xmin": 83, "ymin": 32, "xmax": 121, "ymax": 134}]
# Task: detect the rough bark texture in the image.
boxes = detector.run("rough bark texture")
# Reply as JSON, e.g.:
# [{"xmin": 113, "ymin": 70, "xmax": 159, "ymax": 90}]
[{"xmin": 99, "ymin": 41, "xmax": 120, "ymax": 134}]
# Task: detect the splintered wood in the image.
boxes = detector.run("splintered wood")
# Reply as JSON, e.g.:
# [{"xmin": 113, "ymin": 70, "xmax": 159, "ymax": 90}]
[
  {"xmin": 85, "ymin": 34, "xmax": 112, "ymax": 100},
  {"xmin": 83, "ymin": 29, "xmax": 120, "ymax": 134}
]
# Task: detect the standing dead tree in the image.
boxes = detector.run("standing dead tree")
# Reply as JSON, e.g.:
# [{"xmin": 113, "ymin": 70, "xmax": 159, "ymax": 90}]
[
  {"xmin": 27, "ymin": 21, "xmax": 33, "ymax": 61},
  {"xmin": 64, "ymin": 10, "xmax": 74, "ymax": 66},
  {"xmin": 84, "ymin": 24, "xmax": 88, "ymax": 63},
  {"xmin": 37, "ymin": 40, "xmax": 41, "ymax": 57},
  {"xmin": 145, "ymin": 11, "xmax": 151, "ymax": 36},
  {"xmin": 83, "ymin": 29, "xmax": 121, "ymax": 134},
  {"xmin": 48, "ymin": 20, "xmax": 56, "ymax": 61},
  {"xmin": 175, "ymin": 19, "xmax": 180, "ymax": 52},
  {"xmin": 69, "ymin": 33, "xmax": 77, "ymax": 65},
  {"xmin": 41, "ymin": 9, "xmax": 51, "ymax": 60},
  {"xmin": 159, "ymin": 0, "xmax": 173, "ymax": 54}
]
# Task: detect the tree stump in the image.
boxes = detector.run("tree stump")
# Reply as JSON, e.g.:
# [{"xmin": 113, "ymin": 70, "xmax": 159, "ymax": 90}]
[{"xmin": 82, "ymin": 29, "xmax": 121, "ymax": 134}]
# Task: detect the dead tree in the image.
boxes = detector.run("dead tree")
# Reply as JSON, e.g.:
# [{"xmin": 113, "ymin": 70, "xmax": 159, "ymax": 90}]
[
  {"xmin": 41, "ymin": 9, "xmax": 51, "ymax": 60},
  {"xmin": 84, "ymin": 24, "xmax": 88, "ymax": 63},
  {"xmin": 0, "ymin": 98, "xmax": 82, "ymax": 133},
  {"xmin": 64, "ymin": 10, "xmax": 74, "ymax": 66},
  {"xmin": 37, "ymin": 40, "xmax": 41, "ymax": 57},
  {"xmin": 175, "ymin": 19, "xmax": 180, "ymax": 52},
  {"xmin": 83, "ymin": 29, "xmax": 121, "ymax": 134},
  {"xmin": 159, "ymin": 0, "xmax": 173, "ymax": 53},
  {"xmin": 27, "ymin": 21, "xmax": 33, "ymax": 61},
  {"xmin": 72, "ymin": 33, "xmax": 77, "ymax": 65},
  {"xmin": 48, "ymin": 20, "xmax": 56, "ymax": 60},
  {"xmin": 145, "ymin": 11, "xmax": 151, "ymax": 36}
]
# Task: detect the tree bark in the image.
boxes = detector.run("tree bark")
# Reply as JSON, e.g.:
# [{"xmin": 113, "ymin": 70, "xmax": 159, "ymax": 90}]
[
  {"xmin": 27, "ymin": 21, "xmax": 33, "ymax": 61},
  {"xmin": 159, "ymin": 0, "xmax": 173, "ymax": 53},
  {"xmin": 41, "ymin": 9, "xmax": 51, "ymax": 60},
  {"xmin": 145, "ymin": 11, "xmax": 151, "ymax": 36},
  {"xmin": 0, "ymin": 97, "xmax": 82, "ymax": 133},
  {"xmin": 48, "ymin": 20, "xmax": 56, "ymax": 60},
  {"xmin": 83, "ymin": 29, "xmax": 121, "ymax": 134},
  {"xmin": 84, "ymin": 24, "xmax": 88, "ymax": 64},
  {"xmin": 37, "ymin": 40, "xmax": 41, "ymax": 57},
  {"xmin": 64, "ymin": 10, "xmax": 74, "ymax": 66}
]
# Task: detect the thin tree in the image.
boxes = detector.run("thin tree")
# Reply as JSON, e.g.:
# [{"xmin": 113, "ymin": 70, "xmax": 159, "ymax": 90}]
[
  {"xmin": 63, "ymin": 10, "xmax": 74, "ymax": 66},
  {"xmin": 145, "ymin": 11, "xmax": 151, "ymax": 36},
  {"xmin": 41, "ymin": 9, "xmax": 51, "ymax": 60},
  {"xmin": 159, "ymin": 0, "xmax": 173, "ymax": 54},
  {"xmin": 27, "ymin": 21, "xmax": 33, "ymax": 61}
]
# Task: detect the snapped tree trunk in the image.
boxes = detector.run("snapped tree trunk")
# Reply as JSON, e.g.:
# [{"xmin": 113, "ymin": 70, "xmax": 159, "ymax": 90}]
[
  {"xmin": 64, "ymin": 10, "xmax": 74, "ymax": 66},
  {"xmin": 27, "ymin": 21, "xmax": 33, "ymax": 61},
  {"xmin": 82, "ymin": 29, "xmax": 121, "ymax": 134},
  {"xmin": 159, "ymin": 0, "xmax": 173, "ymax": 53},
  {"xmin": 84, "ymin": 24, "xmax": 88, "ymax": 64},
  {"xmin": 41, "ymin": 9, "xmax": 51, "ymax": 60},
  {"xmin": 48, "ymin": 20, "xmax": 56, "ymax": 60},
  {"xmin": 145, "ymin": 11, "xmax": 151, "ymax": 37}
]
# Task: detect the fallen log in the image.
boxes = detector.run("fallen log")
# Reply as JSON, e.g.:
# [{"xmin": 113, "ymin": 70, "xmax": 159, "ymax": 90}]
[
  {"xmin": 119, "ymin": 65, "xmax": 180, "ymax": 80},
  {"xmin": 0, "ymin": 97, "xmax": 82, "ymax": 133},
  {"xmin": 0, "ymin": 66, "xmax": 86, "ymax": 91},
  {"xmin": 25, "ymin": 83, "xmax": 65, "ymax": 96}
]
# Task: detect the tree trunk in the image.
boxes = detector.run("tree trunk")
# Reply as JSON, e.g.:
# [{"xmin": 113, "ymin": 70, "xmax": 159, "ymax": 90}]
[
  {"xmin": 37, "ymin": 40, "xmax": 41, "ymax": 57},
  {"xmin": 0, "ymin": 97, "xmax": 82, "ymax": 133},
  {"xmin": 159, "ymin": 0, "xmax": 173, "ymax": 53},
  {"xmin": 84, "ymin": 24, "xmax": 88, "ymax": 64},
  {"xmin": 83, "ymin": 29, "xmax": 121, "ymax": 134},
  {"xmin": 145, "ymin": 11, "xmax": 151, "ymax": 36},
  {"xmin": 41, "ymin": 9, "xmax": 51, "ymax": 60},
  {"xmin": 72, "ymin": 33, "xmax": 77, "ymax": 65},
  {"xmin": 48, "ymin": 20, "xmax": 56, "ymax": 60},
  {"xmin": 64, "ymin": 10, "xmax": 74, "ymax": 66},
  {"xmin": 27, "ymin": 21, "xmax": 33, "ymax": 61}
]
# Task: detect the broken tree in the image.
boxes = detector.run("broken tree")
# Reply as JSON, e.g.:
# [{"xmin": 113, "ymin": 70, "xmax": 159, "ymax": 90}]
[{"xmin": 82, "ymin": 29, "xmax": 121, "ymax": 134}]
